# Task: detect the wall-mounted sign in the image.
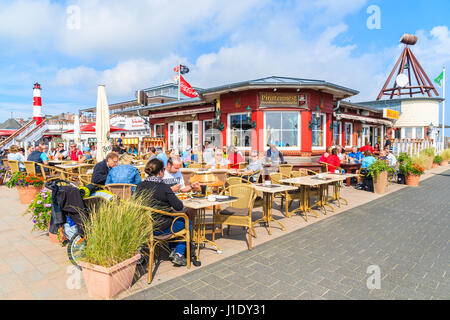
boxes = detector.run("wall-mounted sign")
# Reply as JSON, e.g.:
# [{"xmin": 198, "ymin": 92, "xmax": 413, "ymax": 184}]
[
  {"xmin": 148, "ymin": 106, "xmax": 214, "ymax": 119},
  {"xmin": 383, "ymin": 108, "xmax": 400, "ymax": 120},
  {"xmin": 259, "ymin": 92, "xmax": 308, "ymax": 108}
]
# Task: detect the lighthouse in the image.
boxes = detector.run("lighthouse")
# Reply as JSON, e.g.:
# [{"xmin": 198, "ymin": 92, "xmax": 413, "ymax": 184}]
[{"xmin": 33, "ymin": 83, "xmax": 43, "ymax": 125}]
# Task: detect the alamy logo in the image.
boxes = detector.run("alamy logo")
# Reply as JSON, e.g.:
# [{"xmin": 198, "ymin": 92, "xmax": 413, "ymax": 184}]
[
  {"xmin": 366, "ymin": 265, "xmax": 381, "ymax": 289},
  {"xmin": 366, "ymin": 5, "xmax": 381, "ymax": 30}
]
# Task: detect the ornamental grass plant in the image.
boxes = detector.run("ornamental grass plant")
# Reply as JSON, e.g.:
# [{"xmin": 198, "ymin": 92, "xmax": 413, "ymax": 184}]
[
  {"xmin": 81, "ymin": 195, "xmax": 156, "ymax": 268},
  {"xmin": 420, "ymin": 147, "xmax": 435, "ymax": 157},
  {"xmin": 440, "ymin": 148, "xmax": 450, "ymax": 160}
]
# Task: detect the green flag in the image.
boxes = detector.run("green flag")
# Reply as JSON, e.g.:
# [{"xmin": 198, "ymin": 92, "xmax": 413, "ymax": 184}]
[{"xmin": 434, "ymin": 71, "xmax": 444, "ymax": 87}]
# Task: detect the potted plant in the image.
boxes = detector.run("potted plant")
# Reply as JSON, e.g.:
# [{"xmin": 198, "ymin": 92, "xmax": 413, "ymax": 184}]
[
  {"xmin": 0, "ymin": 165, "xmax": 8, "ymax": 185},
  {"xmin": 440, "ymin": 149, "xmax": 450, "ymax": 166},
  {"xmin": 6, "ymin": 172, "xmax": 45, "ymax": 204},
  {"xmin": 79, "ymin": 196, "xmax": 154, "ymax": 299},
  {"xmin": 400, "ymin": 159, "xmax": 424, "ymax": 186},
  {"xmin": 419, "ymin": 147, "xmax": 435, "ymax": 170},
  {"xmin": 396, "ymin": 153, "xmax": 410, "ymax": 184},
  {"xmin": 432, "ymin": 155, "xmax": 442, "ymax": 168},
  {"xmin": 368, "ymin": 160, "xmax": 395, "ymax": 194}
]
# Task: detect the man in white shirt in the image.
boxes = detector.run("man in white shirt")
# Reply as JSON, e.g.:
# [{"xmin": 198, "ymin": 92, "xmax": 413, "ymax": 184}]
[
  {"xmin": 202, "ymin": 141, "xmax": 214, "ymax": 164},
  {"xmin": 163, "ymin": 157, "xmax": 200, "ymax": 193},
  {"xmin": 384, "ymin": 147, "xmax": 397, "ymax": 167}
]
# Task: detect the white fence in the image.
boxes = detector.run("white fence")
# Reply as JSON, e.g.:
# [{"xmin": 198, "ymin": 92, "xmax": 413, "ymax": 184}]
[{"xmin": 392, "ymin": 139, "xmax": 443, "ymax": 157}]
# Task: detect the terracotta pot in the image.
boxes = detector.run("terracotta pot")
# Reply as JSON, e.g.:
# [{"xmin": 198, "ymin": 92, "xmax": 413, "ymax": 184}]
[
  {"xmin": 405, "ymin": 174, "xmax": 420, "ymax": 187},
  {"xmin": 432, "ymin": 163, "xmax": 439, "ymax": 169},
  {"xmin": 373, "ymin": 171, "xmax": 388, "ymax": 194},
  {"xmin": 17, "ymin": 186, "xmax": 42, "ymax": 204},
  {"xmin": 0, "ymin": 177, "xmax": 3, "ymax": 185},
  {"xmin": 47, "ymin": 223, "xmax": 68, "ymax": 244},
  {"xmin": 79, "ymin": 253, "xmax": 141, "ymax": 299},
  {"xmin": 440, "ymin": 160, "xmax": 449, "ymax": 166}
]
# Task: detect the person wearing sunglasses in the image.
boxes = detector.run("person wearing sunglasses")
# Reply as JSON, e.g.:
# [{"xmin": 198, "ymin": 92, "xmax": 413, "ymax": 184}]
[
  {"xmin": 53, "ymin": 143, "xmax": 68, "ymax": 160},
  {"xmin": 69, "ymin": 144, "xmax": 86, "ymax": 162}
]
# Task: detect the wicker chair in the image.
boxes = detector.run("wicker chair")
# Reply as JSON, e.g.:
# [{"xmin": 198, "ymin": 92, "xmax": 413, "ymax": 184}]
[
  {"xmin": 7, "ymin": 160, "xmax": 20, "ymax": 174},
  {"xmin": 212, "ymin": 184, "xmax": 257, "ymax": 250},
  {"xmin": 238, "ymin": 162, "xmax": 247, "ymax": 170},
  {"xmin": 79, "ymin": 164, "xmax": 95, "ymax": 175},
  {"xmin": 37, "ymin": 164, "xmax": 67, "ymax": 182},
  {"xmin": 146, "ymin": 207, "xmax": 191, "ymax": 283},
  {"xmin": 290, "ymin": 169, "xmax": 308, "ymax": 178},
  {"xmin": 270, "ymin": 172, "xmax": 302, "ymax": 218},
  {"xmin": 105, "ymin": 183, "xmax": 136, "ymax": 200},
  {"xmin": 278, "ymin": 164, "xmax": 293, "ymax": 178},
  {"xmin": 23, "ymin": 161, "xmax": 39, "ymax": 175},
  {"xmin": 226, "ymin": 176, "xmax": 250, "ymax": 187}
]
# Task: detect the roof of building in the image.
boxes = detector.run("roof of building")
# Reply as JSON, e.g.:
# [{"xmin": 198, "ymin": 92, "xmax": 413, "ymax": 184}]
[
  {"xmin": 0, "ymin": 118, "xmax": 22, "ymax": 130},
  {"xmin": 357, "ymin": 96, "xmax": 444, "ymax": 109}
]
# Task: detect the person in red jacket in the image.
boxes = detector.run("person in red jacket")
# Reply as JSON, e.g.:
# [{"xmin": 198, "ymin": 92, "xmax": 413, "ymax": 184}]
[
  {"xmin": 359, "ymin": 144, "xmax": 374, "ymax": 154},
  {"xmin": 325, "ymin": 148, "xmax": 341, "ymax": 173}
]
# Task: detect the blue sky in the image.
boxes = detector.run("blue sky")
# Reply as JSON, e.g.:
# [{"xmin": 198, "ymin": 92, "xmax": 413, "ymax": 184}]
[{"xmin": 0, "ymin": 0, "xmax": 449, "ymax": 134}]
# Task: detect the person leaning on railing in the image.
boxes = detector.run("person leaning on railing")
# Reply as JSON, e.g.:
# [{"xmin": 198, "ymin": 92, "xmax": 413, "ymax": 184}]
[{"xmin": 135, "ymin": 158, "xmax": 192, "ymax": 267}]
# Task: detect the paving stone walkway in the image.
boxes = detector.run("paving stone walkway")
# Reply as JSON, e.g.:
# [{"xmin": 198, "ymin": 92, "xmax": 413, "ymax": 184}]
[{"xmin": 128, "ymin": 170, "xmax": 450, "ymax": 300}]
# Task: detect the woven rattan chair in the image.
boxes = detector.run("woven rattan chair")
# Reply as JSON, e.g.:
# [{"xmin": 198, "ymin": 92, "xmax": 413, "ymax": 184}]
[
  {"xmin": 37, "ymin": 164, "xmax": 66, "ymax": 182},
  {"xmin": 270, "ymin": 172, "xmax": 302, "ymax": 217},
  {"xmin": 146, "ymin": 207, "xmax": 191, "ymax": 283},
  {"xmin": 278, "ymin": 164, "xmax": 293, "ymax": 178},
  {"xmin": 105, "ymin": 183, "xmax": 136, "ymax": 200},
  {"xmin": 290, "ymin": 169, "xmax": 308, "ymax": 178},
  {"xmin": 23, "ymin": 161, "xmax": 39, "ymax": 175},
  {"xmin": 79, "ymin": 164, "xmax": 95, "ymax": 175},
  {"xmin": 238, "ymin": 162, "xmax": 247, "ymax": 170},
  {"xmin": 7, "ymin": 160, "xmax": 20, "ymax": 174},
  {"xmin": 226, "ymin": 176, "xmax": 250, "ymax": 187},
  {"xmin": 212, "ymin": 184, "xmax": 257, "ymax": 250}
]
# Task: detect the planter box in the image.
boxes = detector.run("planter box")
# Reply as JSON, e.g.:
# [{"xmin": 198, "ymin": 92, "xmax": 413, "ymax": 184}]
[
  {"xmin": 373, "ymin": 171, "xmax": 388, "ymax": 194},
  {"xmin": 17, "ymin": 186, "xmax": 42, "ymax": 204},
  {"xmin": 441, "ymin": 160, "xmax": 449, "ymax": 166},
  {"xmin": 405, "ymin": 174, "xmax": 420, "ymax": 187},
  {"xmin": 79, "ymin": 253, "xmax": 141, "ymax": 299}
]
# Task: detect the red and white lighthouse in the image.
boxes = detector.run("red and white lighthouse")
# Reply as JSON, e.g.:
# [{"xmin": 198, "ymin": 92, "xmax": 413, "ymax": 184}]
[{"xmin": 33, "ymin": 82, "xmax": 43, "ymax": 125}]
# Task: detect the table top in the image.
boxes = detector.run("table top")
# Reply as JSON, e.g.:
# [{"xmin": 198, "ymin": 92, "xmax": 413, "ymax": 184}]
[
  {"xmin": 340, "ymin": 162, "xmax": 362, "ymax": 168},
  {"xmin": 56, "ymin": 163, "xmax": 92, "ymax": 169},
  {"xmin": 182, "ymin": 197, "xmax": 238, "ymax": 209},
  {"xmin": 280, "ymin": 173, "xmax": 354, "ymax": 186},
  {"xmin": 253, "ymin": 184, "xmax": 298, "ymax": 193}
]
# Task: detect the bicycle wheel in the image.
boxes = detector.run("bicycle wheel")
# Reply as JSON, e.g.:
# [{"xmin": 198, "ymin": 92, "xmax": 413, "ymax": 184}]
[{"xmin": 67, "ymin": 233, "xmax": 86, "ymax": 270}]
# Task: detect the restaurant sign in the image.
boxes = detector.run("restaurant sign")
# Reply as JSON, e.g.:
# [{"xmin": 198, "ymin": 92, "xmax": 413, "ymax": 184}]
[
  {"xmin": 260, "ymin": 92, "xmax": 307, "ymax": 107},
  {"xmin": 383, "ymin": 108, "xmax": 400, "ymax": 120}
]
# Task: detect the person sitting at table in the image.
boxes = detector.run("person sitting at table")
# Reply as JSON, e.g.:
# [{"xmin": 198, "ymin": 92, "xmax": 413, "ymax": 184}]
[
  {"xmin": 91, "ymin": 152, "xmax": 119, "ymax": 186},
  {"xmin": 318, "ymin": 146, "xmax": 333, "ymax": 164},
  {"xmin": 384, "ymin": 147, "xmax": 397, "ymax": 167},
  {"xmin": 181, "ymin": 146, "xmax": 192, "ymax": 167},
  {"xmin": 325, "ymin": 148, "xmax": 341, "ymax": 173},
  {"xmin": 348, "ymin": 146, "xmax": 363, "ymax": 164},
  {"xmin": 52, "ymin": 143, "xmax": 68, "ymax": 160},
  {"xmin": 241, "ymin": 150, "xmax": 263, "ymax": 183},
  {"xmin": 359, "ymin": 143, "xmax": 375, "ymax": 154},
  {"xmin": 163, "ymin": 157, "xmax": 200, "ymax": 193},
  {"xmin": 68, "ymin": 143, "xmax": 86, "ymax": 162},
  {"xmin": 128, "ymin": 144, "xmax": 138, "ymax": 156},
  {"xmin": 7, "ymin": 145, "xmax": 26, "ymax": 172},
  {"xmin": 135, "ymin": 158, "xmax": 192, "ymax": 266},
  {"xmin": 206, "ymin": 149, "xmax": 230, "ymax": 169},
  {"xmin": 336, "ymin": 145, "xmax": 347, "ymax": 162},
  {"xmin": 227, "ymin": 145, "xmax": 244, "ymax": 169},
  {"xmin": 105, "ymin": 154, "xmax": 141, "ymax": 188},
  {"xmin": 266, "ymin": 144, "xmax": 284, "ymax": 164},
  {"xmin": 82, "ymin": 146, "xmax": 93, "ymax": 161},
  {"xmin": 156, "ymin": 146, "xmax": 169, "ymax": 167},
  {"xmin": 373, "ymin": 143, "xmax": 381, "ymax": 156},
  {"xmin": 27, "ymin": 145, "xmax": 35, "ymax": 157},
  {"xmin": 361, "ymin": 150, "xmax": 376, "ymax": 169},
  {"xmin": 27, "ymin": 143, "xmax": 49, "ymax": 173}
]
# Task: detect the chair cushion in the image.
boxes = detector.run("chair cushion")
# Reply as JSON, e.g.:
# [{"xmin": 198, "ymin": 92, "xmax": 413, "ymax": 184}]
[{"xmin": 219, "ymin": 208, "xmax": 249, "ymax": 216}]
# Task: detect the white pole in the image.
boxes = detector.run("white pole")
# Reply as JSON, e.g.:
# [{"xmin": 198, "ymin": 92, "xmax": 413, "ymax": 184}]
[
  {"xmin": 442, "ymin": 66, "xmax": 446, "ymax": 150},
  {"xmin": 178, "ymin": 60, "xmax": 181, "ymax": 101}
]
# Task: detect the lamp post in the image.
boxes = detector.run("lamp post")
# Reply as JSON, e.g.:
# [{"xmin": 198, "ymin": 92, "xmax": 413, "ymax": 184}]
[{"xmin": 246, "ymin": 105, "xmax": 257, "ymax": 129}]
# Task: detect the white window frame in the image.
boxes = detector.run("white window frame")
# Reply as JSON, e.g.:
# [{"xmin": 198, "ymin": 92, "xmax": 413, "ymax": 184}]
[
  {"xmin": 203, "ymin": 119, "xmax": 222, "ymax": 148},
  {"xmin": 344, "ymin": 122, "xmax": 353, "ymax": 147},
  {"xmin": 332, "ymin": 120, "xmax": 342, "ymax": 146},
  {"xmin": 311, "ymin": 113, "xmax": 327, "ymax": 150},
  {"xmin": 263, "ymin": 111, "xmax": 301, "ymax": 151},
  {"xmin": 227, "ymin": 112, "xmax": 252, "ymax": 151},
  {"xmin": 153, "ymin": 123, "xmax": 164, "ymax": 138},
  {"xmin": 414, "ymin": 127, "xmax": 424, "ymax": 139}
]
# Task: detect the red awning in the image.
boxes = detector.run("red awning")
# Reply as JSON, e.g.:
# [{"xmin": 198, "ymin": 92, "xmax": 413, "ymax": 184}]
[
  {"xmin": 63, "ymin": 123, "xmax": 128, "ymax": 133},
  {"xmin": 0, "ymin": 130, "xmax": 16, "ymax": 136}
]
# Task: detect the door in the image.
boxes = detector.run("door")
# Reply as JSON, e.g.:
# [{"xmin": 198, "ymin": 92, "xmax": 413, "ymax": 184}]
[
  {"xmin": 362, "ymin": 126, "xmax": 370, "ymax": 146},
  {"xmin": 192, "ymin": 120, "xmax": 200, "ymax": 149},
  {"xmin": 175, "ymin": 121, "xmax": 187, "ymax": 153},
  {"xmin": 168, "ymin": 123, "xmax": 175, "ymax": 150}
]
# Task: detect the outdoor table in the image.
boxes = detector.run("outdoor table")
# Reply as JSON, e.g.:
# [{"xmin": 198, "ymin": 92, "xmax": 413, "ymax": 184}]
[
  {"xmin": 55, "ymin": 163, "xmax": 91, "ymax": 178},
  {"xmin": 253, "ymin": 184, "xmax": 298, "ymax": 234},
  {"xmin": 182, "ymin": 197, "xmax": 238, "ymax": 261},
  {"xmin": 292, "ymin": 163, "xmax": 323, "ymax": 173},
  {"xmin": 326, "ymin": 173, "xmax": 359, "ymax": 207},
  {"xmin": 340, "ymin": 163, "xmax": 362, "ymax": 186},
  {"xmin": 48, "ymin": 160, "xmax": 63, "ymax": 166}
]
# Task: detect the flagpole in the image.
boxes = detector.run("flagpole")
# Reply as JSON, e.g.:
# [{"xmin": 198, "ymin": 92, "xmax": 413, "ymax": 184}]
[
  {"xmin": 442, "ymin": 66, "xmax": 446, "ymax": 150},
  {"xmin": 178, "ymin": 60, "xmax": 181, "ymax": 101}
]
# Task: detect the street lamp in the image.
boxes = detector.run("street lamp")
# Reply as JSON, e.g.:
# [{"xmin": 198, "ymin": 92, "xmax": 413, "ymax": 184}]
[{"xmin": 246, "ymin": 105, "xmax": 256, "ymax": 129}]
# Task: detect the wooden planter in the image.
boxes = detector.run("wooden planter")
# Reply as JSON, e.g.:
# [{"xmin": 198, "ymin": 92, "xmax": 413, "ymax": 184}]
[
  {"xmin": 79, "ymin": 253, "xmax": 141, "ymax": 299},
  {"xmin": 373, "ymin": 171, "xmax": 388, "ymax": 194},
  {"xmin": 440, "ymin": 160, "xmax": 449, "ymax": 166},
  {"xmin": 17, "ymin": 186, "xmax": 42, "ymax": 204},
  {"xmin": 405, "ymin": 174, "xmax": 421, "ymax": 187}
]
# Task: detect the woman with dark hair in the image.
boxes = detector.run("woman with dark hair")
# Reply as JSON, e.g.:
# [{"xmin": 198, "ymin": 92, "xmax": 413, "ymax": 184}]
[
  {"xmin": 135, "ymin": 158, "xmax": 191, "ymax": 266},
  {"xmin": 325, "ymin": 148, "xmax": 341, "ymax": 173},
  {"xmin": 373, "ymin": 143, "xmax": 381, "ymax": 156}
]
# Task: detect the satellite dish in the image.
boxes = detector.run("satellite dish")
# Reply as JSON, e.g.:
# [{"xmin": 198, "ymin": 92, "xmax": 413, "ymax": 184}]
[{"xmin": 396, "ymin": 74, "xmax": 409, "ymax": 88}]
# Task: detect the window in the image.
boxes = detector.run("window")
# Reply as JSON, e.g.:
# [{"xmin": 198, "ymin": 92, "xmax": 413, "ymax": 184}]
[
  {"xmin": 404, "ymin": 127, "xmax": 413, "ymax": 139},
  {"xmin": 415, "ymin": 127, "xmax": 423, "ymax": 139},
  {"xmin": 332, "ymin": 121, "xmax": 341, "ymax": 146},
  {"xmin": 264, "ymin": 112, "xmax": 300, "ymax": 149},
  {"xmin": 203, "ymin": 120, "xmax": 222, "ymax": 148},
  {"xmin": 344, "ymin": 123, "xmax": 353, "ymax": 146},
  {"xmin": 228, "ymin": 113, "xmax": 252, "ymax": 148},
  {"xmin": 311, "ymin": 114, "xmax": 326, "ymax": 149},
  {"xmin": 154, "ymin": 124, "xmax": 164, "ymax": 138}
]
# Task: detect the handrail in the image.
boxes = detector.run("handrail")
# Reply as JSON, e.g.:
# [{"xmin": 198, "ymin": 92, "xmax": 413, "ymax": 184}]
[{"xmin": 0, "ymin": 120, "xmax": 36, "ymax": 149}]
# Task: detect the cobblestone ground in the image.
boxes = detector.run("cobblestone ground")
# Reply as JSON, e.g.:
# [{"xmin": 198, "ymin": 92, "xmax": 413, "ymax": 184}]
[{"xmin": 128, "ymin": 170, "xmax": 450, "ymax": 300}]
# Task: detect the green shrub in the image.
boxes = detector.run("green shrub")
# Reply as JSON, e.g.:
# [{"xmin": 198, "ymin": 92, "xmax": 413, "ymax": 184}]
[
  {"xmin": 82, "ymin": 195, "xmax": 156, "ymax": 268},
  {"xmin": 397, "ymin": 152, "xmax": 410, "ymax": 163},
  {"xmin": 433, "ymin": 155, "xmax": 443, "ymax": 164},
  {"xmin": 368, "ymin": 160, "xmax": 396, "ymax": 179}
]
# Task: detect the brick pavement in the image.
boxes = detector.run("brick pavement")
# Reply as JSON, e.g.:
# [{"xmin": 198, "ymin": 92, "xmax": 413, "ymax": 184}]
[{"xmin": 128, "ymin": 169, "xmax": 450, "ymax": 300}]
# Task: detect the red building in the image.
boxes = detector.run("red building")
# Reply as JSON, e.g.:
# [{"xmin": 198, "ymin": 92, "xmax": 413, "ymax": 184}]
[{"xmin": 117, "ymin": 77, "xmax": 394, "ymax": 158}]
